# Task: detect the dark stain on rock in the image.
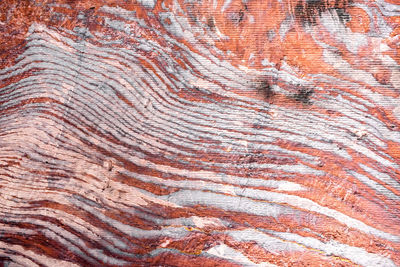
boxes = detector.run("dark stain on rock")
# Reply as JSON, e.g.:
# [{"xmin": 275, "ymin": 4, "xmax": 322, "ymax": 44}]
[
  {"xmin": 228, "ymin": 4, "xmax": 248, "ymax": 25},
  {"xmin": 250, "ymin": 76, "xmax": 275, "ymax": 101},
  {"xmin": 227, "ymin": 12, "xmax": 243, "ymax": 25},
  {"xmin": 294, "ymin": 0, "xmax": 352, "ymax": 25},
  {"xmin": 238, "ymin": 10, "xmax": 244, "ymax": 23},
  {"xmin": 292, "ymin": 87, "xmax": 314, "ymax": 104},
  {"xmin": 207, "ymin": 17, "xmax": 215, "ymax": 30},
  {"xmin": 255, "ymin": 77, "xmax": 275, "ymax": 100}
]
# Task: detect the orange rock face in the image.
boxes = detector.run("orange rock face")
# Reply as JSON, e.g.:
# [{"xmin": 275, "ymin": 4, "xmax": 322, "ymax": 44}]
[{"xmin": 0, "ymin": 0, "xmax": 400, "ymax": 266}]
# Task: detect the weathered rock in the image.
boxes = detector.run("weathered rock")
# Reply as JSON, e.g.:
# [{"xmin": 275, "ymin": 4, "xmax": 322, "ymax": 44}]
[{"xmin": 1, "ymin": 0, "xmax": 400, "ymax": 266}]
